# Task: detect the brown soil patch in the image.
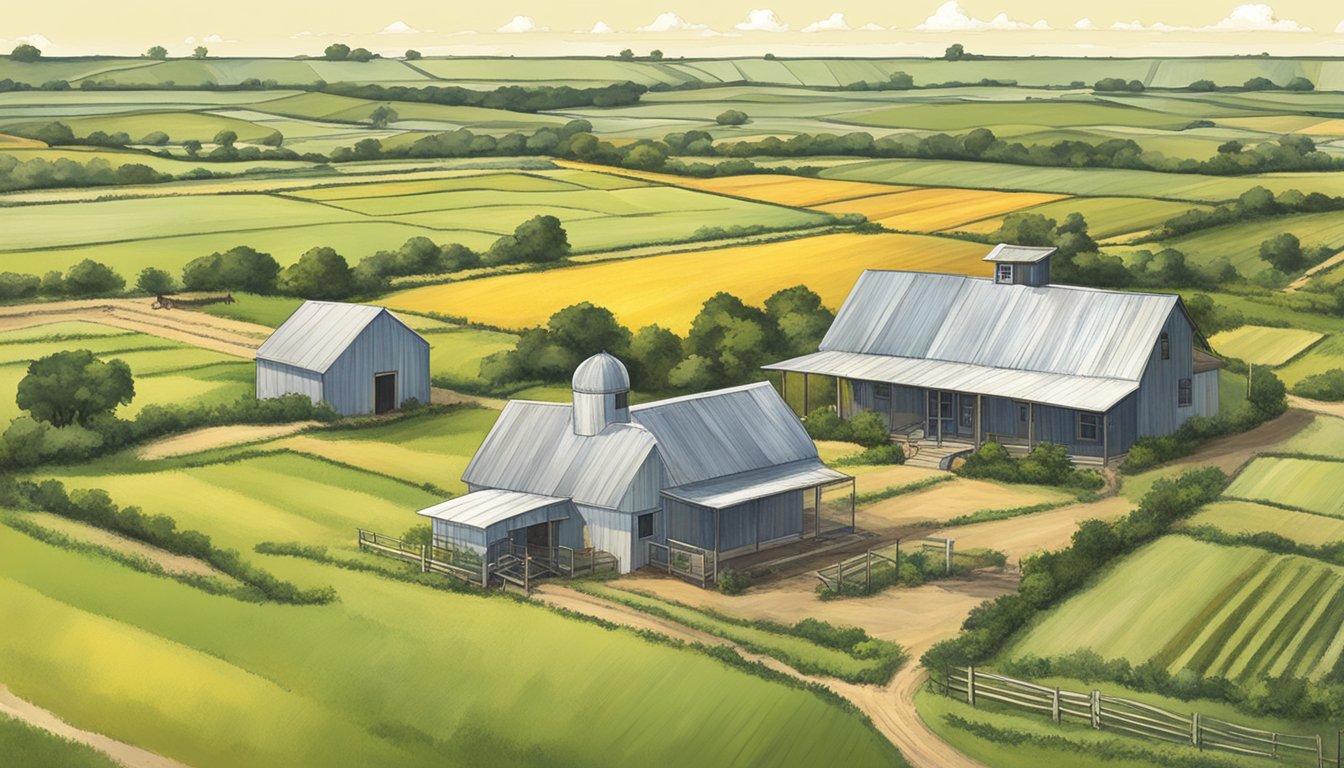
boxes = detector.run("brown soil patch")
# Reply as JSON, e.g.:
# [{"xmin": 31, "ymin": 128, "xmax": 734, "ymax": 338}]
[
  {"xmin": 928, "ymin": 496, "xmax": 1134, "ymax": 564},
  {"xmin": 1288, "ymin": 396, "xmax": 1344, "ymax": 419},
  {"xmin": 136, "ymin": 422, "xmax": 319, "ymax": 460},
  {"xmin": 862, "ymin": 478, "xmax": 1074, "ymax": 531},
  {"xmin": 0, "ymin": 683, "xmax": 190, "ymax": 768},
  {"xmin": 0, "ymin": 298, "xmax": 270, "ymax": 358}
]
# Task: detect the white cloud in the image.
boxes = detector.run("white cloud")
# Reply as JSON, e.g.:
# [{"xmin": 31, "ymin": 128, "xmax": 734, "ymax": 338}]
[
  {"xmin": 585, "ymin": 21, "xmax": 615, "ymax": 34},
  {"xmin": 17, "ymin": 33, "xmax": 53, "ymax": 48},
  {"xmin": 916, "ymin": 2, "xmax": 1048, "ymax": 31},
  {"xmin": 1074, "ymin": 18, "xmax": 1096, "ymax": 30},
  {"xmin": 736, "ymin": 9, "xmax": 789, "ymax": 32},
  {"xmin": 802, "ymin": 13, "xmax": 850, "ymax": 33},
  {"xmin": 859, "ymin": 23, "xmax": 887, "ymax": 31},
  {"xmin": 203, "ymin": 33, "xmax": 225, "ymax": 44},
  {"xmin": 379, "ymin": 21, "xmax": 420, "ymax": 35},
  {"xmin": 1110, "ymin": 20, "xmax": 1191, "ymax": 32},
  {"xmin": 184, "ymin": 36, "xmax": 196, "ymax": 44},
  {"xmin": 1202, "ymin": 4, "xmax": 1308, "ymax": 32},
  {"xmin": 638, "ymin": 12, "xmax": 708, "ymax": 32},
  {"xmin": 1337, "ymin": 19, "xmax": 1344, "ymax": 33},
  {"xmin": 497, "ymin": 16, "xmax": 545, "ymax": 33}
]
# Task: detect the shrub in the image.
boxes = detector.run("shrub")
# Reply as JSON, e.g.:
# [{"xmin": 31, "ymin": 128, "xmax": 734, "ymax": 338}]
[
  {"xmin": 716, "ymin": 109, "xmax": 749, "ymax": 126},
  {"xmin": 1293, "ymin": 369, "xmax": 1344, "ymax": 401},
  {"xmin": 844, "ymin": 443, "xmax": 905, "ymax": 465},
  {"xmin": 958, "ymin": 442, "xmax": 1103, "ymax": 491},
  {"xmin": 62, "ymin": 259, "xmax": 124, "ymax": 296},
  {"xmin": 717, "ymin": 568, "xmax": 752, "ymax": 595}
]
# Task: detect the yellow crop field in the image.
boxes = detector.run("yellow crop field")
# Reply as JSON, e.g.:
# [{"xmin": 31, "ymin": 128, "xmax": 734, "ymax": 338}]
[
  {"xmin": 386, "ymin": 232, "xmax": 991, "ymax": 333},
  {"xmin": 1210, "ymin": 325, "xmax": 1324, "ymax": 367},
  {"xmin": 0, "ymin": 133, "xmax": 44, "ymax": 148},
  {"xmin": 815, "ymin": 188, "xmax": 1069, "ymax": 232}
]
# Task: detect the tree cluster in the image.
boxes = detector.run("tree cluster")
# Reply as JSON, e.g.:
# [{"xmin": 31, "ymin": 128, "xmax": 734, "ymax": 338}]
[
  {"xmin": 0, "ymin": 154, "xmax": 170, "ymax": 193},
  {"xmin": 480, "ymin": 286, "xmax": 835, "ymax": 394},
  {"xmin": 319, "ymin": 80, "xmax": 646, "ymax": 114},
  {"xmin": 323, "ymin": 44, "xmax": 376, "ymax": 62},
  {"xmin": 1152, "ymin": 185, "xmax": 1344, "ymax": 240}
]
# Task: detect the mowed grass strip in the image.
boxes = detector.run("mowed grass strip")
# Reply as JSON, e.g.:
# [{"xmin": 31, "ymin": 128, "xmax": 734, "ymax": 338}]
[
  {"xmin": 1007, "ymin": 537, "xmax": 1344, "ymax": 682},
  {"xmin": 1210, "ymin": 325, "xmax": 1324, "ymax": 367},
  {"xmin": 814, "ymin": 188, "xmax": 1067, "ymax": 232},
  {"xmin": 1186, "ymin": 500, "xmax": 1344, "ymax": 547},
  {"xmin": 1224, "ymin": 457, "xmax": 1344, "ymax": 518},
  {"xmin": 1277, "ymin": 334, "xmax": 1344, "ymax": 387},
  {"xmin": 387, "ymin": 232, "xmax": 992, "ymax": 333}
]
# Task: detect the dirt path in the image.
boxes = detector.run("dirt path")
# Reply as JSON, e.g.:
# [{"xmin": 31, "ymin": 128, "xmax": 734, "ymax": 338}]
[
  {"xmin": 0, "ymin": 684, "xmax": 189, "ymax": 768},
  {"xmin": 1287, "ymin": 252, "xmax": 1344, "ymax": 290},
  {"xmin": 22, "ymin": 513, "xmax": 229, "ymax": 581},
  {"xmin": 0, "ymin": 299, "xmax": 270, "ymax": 358},
  {"xmin": 1288, "ymin": 396, "xmax": 1344, "ymax": 419},
  {"xmin": 1150, "ymin": 408, "xmax": 1314, "ymax": 479},
  {"xmin": 136, "ymin": 422, "xmax": 320, "ymax": 460},
  {"xmin": 929, "ymin": 496, "xmax": 1134, "ymax": 564}
]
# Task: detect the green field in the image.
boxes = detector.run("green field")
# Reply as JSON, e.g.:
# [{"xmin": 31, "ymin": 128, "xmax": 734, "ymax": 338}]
[
  {"xmin": 1224, "ymin": 457, "xmax": 1344, "ymax": 517},
  {"xmin": 1008, "ymin": 537, "xmax": 1344, "ymax": 682},
  {"xmin": 1186, "ymin": 500, "xmax": 1344, "ymax": 547},
  {"xmin": 1110, "ymin": 210, "xmax": 1344, "ymax": 279},
  {"xmin": 1209, "ymin": 325, "xmax": 1325, "ymax": 366},
  {"xmin": 955, "ymin": 196, "xmax": 1207, "ymax": 240},
  {"xmin": 1277, "ymin": 334, "xmax": 1344, "ymax": 387},
  {"xmin": 0, "ymin": 714, "xmax": 121, "ymax": 768},
  {"xmin": 1276, "ymin": 415, "xmax": 1344, "ymax": 459}
]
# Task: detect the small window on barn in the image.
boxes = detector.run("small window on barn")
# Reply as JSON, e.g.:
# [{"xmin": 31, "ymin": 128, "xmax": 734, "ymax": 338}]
[
  {"xmin": 1078, "ymin": 413, "xmax": 1100, "ymax": 442},
  {"xmin": 1017, "ymin": 403, "xmax": 1028, "ymax": 423},
  {"xmin": 1179, "ymin": 378, "xmax": 1193, "ymax": 407},
  {"xmin": 637, "ymin": 512, "xmax": 655, "ymax": 540},
  {"xmin": 995, "ymin": 263, "xmax": 1014, "ymax": 284},
  {"xmin": 1160, "ymin": 333, "xmax": 1170, "ymax": 360},
  {"xmin": 614, "ymin": 391, "xmax": 628, "ymax": 411},
  {"xmin": 874, "ymin": 383, "xmax": 892, "ymax": 398}
]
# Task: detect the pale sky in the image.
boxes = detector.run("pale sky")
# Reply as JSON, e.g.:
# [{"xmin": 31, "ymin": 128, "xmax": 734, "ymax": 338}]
[{"xmin": 5, "ymin": 1, "xmax": 1344, "ymax": 58}]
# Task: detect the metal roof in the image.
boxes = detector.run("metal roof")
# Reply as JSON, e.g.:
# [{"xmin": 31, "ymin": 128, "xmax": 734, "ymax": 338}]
[
  {"xmin": 984, "ymin": 243, "xmax": 1056, "ymax": 263},
  {"xmin": 631, "ymin": 382, "xmax": 822, "ymax": 488},
  {"xmin": 662, "ymin": 459, "xmax": 849, "ymax": 509},
  {"xmin": 415, "ymin": 489, "xmax": 570, "ymax": 530},
  {"xmin": 818, "ymin": 271, "xmax": 1178, "ymax": 383},
  {"xmin": 1193, "ymin": 348, "xmax": 1225, "ymax": 374},
  {"xmin": 765, "ymin": 350, "xmax": 1139, "ymax": 412},
  {"xmin": 572, "ymin": 352, "xmax": 630, "ymax": 394},
  {"xmin": 255, "ymin": 301, "xmax": 425, "ymax": 373},
  {"xmin": 462, "ymin": 401, "xmax": 658, "ymax": 508}
]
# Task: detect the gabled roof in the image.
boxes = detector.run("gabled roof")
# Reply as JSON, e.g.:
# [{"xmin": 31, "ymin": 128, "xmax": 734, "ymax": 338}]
[
  {"xmin": 631, "ymin": 382, "xmax": 820, "ymax": 488},
  {"xmin": 461, "ymin": 401, "xmax": 658, "ymax": 509},
  {"xmin": 256, "ymin": 301, "xmax": 424, "ymax": 373},
  {"xmin": 819, "ymin": 271, "xmax": 1178, "ymax": 382}
]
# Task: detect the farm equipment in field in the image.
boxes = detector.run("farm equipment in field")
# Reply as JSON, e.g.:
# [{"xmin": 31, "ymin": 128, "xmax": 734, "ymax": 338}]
[{"xmin": 153, "ymin": 293, "xmax": 236, "ymax": 310}]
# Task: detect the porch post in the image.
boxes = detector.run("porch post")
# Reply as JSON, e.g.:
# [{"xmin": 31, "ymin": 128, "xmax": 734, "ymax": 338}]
[
  {"xmin": 1102, "ymin": 411, "xmax": 1109, "ymax": 464},
  {"xmin": 835, "ymin": 378, "xmax": 842, "ymax": 416},
  {"xmin": 975, "ymin": 394, "xmax": 983, "ymax": 449},
  {"xmin": 1028, "ymin": 403, "xmax": 1035, "ymax": 450},
  {"xmin": 714, "ymin": 507, "xmax": 721, "ymax": 561},
  {"xmin": 850, "ymin": 478, "xmax": 856, "ymax": 532},
  {"xmin": 937, "ymin": 391, "xmax": 944, "ymax": 447},
  {"xmin": 780, "ymin": 370, "xmax": 787, "ymax": 400},
  {"xmin": 803, "ymin": 373, "xmax": 810, "ymax": 415},
  {"xmin": 815, "ymin": 486, "xmax": 821, "ymax": 538}
]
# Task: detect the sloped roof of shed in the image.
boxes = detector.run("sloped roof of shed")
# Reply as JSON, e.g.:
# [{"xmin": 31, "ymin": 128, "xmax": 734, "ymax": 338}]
[{"xmin": 255, "ymin": 301, "xmax": 424, "ymax": 373}]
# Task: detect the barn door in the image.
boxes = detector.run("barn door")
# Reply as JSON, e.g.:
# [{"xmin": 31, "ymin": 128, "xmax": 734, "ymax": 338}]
[{"xmin": 374, "ymin": 372, "xmax": 397, "ymax": 415}]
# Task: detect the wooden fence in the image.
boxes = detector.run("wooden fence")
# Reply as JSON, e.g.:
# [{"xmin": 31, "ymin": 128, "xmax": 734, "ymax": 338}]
[
  {"xmin": 358, "ymin": 529, "xmax": 617, "ymax": 592},
  {"xmin": 937, "ymin": 666, "xmax": 1337, "ymax": 766},
  {"xmin": 817, "ymin": 538, "xmax": 1004, "ymax": 595},
  {"xmin": 816, "ymin": 542, "xmax": 901, "ymax": 594},
  {"xmin": 647, "ymin": 539, "xmax": 717, "ymax": 588}
]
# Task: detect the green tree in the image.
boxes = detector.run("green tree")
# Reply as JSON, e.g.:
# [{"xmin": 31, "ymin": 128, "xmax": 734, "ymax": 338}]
[
  {"xmin": 279, "ymin": 247, "xmax": 354, "ymax": 299},
  {"xmin": 618, "ymin": 48, "xmax": 634, "ymax": 60},
  {"xmin": 629, "ymin": 324, "xmax": 684, "ymax": 390},
  {"xmin": 405, "ymin": 49, "xmax": 422, "ymax": 60},
  {"xmin": 1243, "ymin": 76, "xmax": 1276, "ymax": 90},
  {"xmin": 650, "ymin": 49, "xmax": 664, "ymax": 61},
  {"xmin": 888, "ymin": 71, "xmax": 915, "ymax": 89},
  {"xmin": 486, "ymin": 215, "xmax": 570, "ymax": 266},
  {"xmin": 193, "ymin": 46, "xmax": 209, "ymax": 59},
  {"xmin": 1217, "ymin": 140, "xmax": 1243, "ymax": 154},
  {"xmin": 140, "ymin": 130, "xmax": 170, "ymax": 145},
  {"xmin": 1248, "ymin": 368, "xmax": 1287, "ymax": 417},
  {"xmin": 1286, "ymin": 77, "xmax": 1314, "ymax": 92},
  {"xmin": 685, "ymin": 293, "xmax": 781, "ymax": 386},
  {"xmin": 348, "ymin": 47, "xmax": 375, "ymax": 62},
  {"xmin": 63, "ymin": 260, "xmax": 124, "ymax": 297},
  {"xmin": 620, "ymin": 143, "xmax": 667, "ymax": 170},
  {"xmin": 146, "ymin": 46, "xmax": 168, "ymax": 59},
  {"xmin": 944, "ymin": 43, "xmax": 965, "ymax": 61},
  {"xmin": 1188, "ymin": 79, "xmax": 1216, "ymax": 92},
  {"xmin": 369, "ymin": 105, "xmax": 399, "ymax": 128},
  {"xmin": 183, "ymin": 245, "xmax": 280, "ymax": 293},
  {"xmin": 324, "ymin": 43, "xmax": 351, "ymax": 61},
  {"xmin": 546, "ymin": 303, "xmax": 631, "ymax": 361},
  {"xmin": 213, "ymin": 129, "xmax": 237, "ymax": 148},
  {"xmin": 17, "ymin": 350, "xmax": 134, "ymax": 427},
  {"xmin": 10, "ymin": 44, "xmax": 42, "ymax": 62},
  {"xmin": 764, "ymin": 286, "xmax": 834, "ymax": 357},
  {"xmin": 716, "ymin": 109, "xmax": 749, "ymax": 126},
  {"xmin": 992, "ymin": 212, "xmax": 1056, "ymax": 247},
  {"xmin": 182, "ymin": 139, "xmax": 202, "ymax": 156},
  {"xmin": 136, "ymin": 267, "xmax": 175, "ymax": 295},
  {"xmin": 32, "ymin": 122, "xmax": 74, "ymax": 145},
  {"xmin": 1259, "ymin": 233, "xmax": 1305, "ymax": 273}
]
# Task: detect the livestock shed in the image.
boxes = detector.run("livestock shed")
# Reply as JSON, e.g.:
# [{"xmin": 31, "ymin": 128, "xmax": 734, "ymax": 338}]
[
  {"xmin": 766, "ymin": 245, "xmax": 1223, "ymax": 465},
  {"xmin": 255, "ymin": 300, "xmax": 430, "ymax": 416},
  {"xmin": 416, "ymin": 353, "xmax": 854, "ymax": 585}
]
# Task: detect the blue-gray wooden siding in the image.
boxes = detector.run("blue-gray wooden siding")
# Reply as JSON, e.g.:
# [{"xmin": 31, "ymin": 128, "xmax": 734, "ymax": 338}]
[
  {"xmin": 579, "ymin": 504, "xmax": 663, "ymax": 574},
  {"xmin": 256, "ymin": 359, "xmax": 323, "ymax": 404},
  {"xmin": 665, "ymin": 491, "xmax": 803, "ymax": 555},
  {"xmin": 1193, "ymin": 370, "xmax": 1220, "ymax": 419},
  {"xmin": 1014, "ymin": 259, "xmax": 1050, "ymax": 287},
  {"xmin": 321, "ymin": 312, "xmax": 431, "ymax": 415},
  {"xmin": 1136, "ymin": 308, "xmax": 1195, "ymax": 438}
]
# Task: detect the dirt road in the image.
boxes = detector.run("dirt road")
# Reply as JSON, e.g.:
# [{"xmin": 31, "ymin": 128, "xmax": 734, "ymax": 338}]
[
  {"xmin": 1288, "ymin": 396, "xmax": 1344, "ymax": 419},
  {"xmin": 0, "ymin": 298, "xmax": 269, "ymax": 358},
  {"xmin": 0, "ymin": 684, "xmax": 188, "ymax": 768}
]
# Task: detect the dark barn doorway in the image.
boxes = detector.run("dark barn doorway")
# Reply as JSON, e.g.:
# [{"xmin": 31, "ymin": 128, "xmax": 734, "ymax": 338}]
[{"xmin": 374, "ymin": 372, "xmax": 397, "ymax": 415}]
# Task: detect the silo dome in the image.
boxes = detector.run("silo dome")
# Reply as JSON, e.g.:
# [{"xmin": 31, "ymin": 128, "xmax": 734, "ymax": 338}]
[{"xmin": 572, "ymin": 352, "xmax": 630, "ymax": 395}]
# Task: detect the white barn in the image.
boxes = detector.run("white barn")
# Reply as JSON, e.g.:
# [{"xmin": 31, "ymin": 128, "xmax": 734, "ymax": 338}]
[
  {"xmin": 417, "ymin": 353, "xmax": 854, "ymax": 582},
  {"xmin": 256, "ymin": 301, "xmax": 430, "ymax": 416}
]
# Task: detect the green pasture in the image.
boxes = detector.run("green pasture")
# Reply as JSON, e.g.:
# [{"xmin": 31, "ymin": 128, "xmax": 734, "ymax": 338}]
[
  {"xmin": 836, "ymin": 101, "xmax": 1193, "ymax": 132},
  {"xmin": 1275, "ymin": 415, "xmax": 1344, "ymax": 459},
  {"xmin": 1210, "ymin": 325, "xmax": 1324, "ymax": 367},
  {"xmin": 1224, "ymin": 457, "xmax": 1344, "ymax": 517},
  {"xmin": 1185, "ymin": 500, "xmax": 1344, "ymax": 548},
  {"xmin": 0, "ymin": 714, "xmax": 121, "ymax": 768},
  {"xmin": 955, "ymin": 196, "xmax": 1207, "ymax": 240},
  {"xmin": 1277, "ymin": 334, "xmax": 1344, "ymax": 387},
  {"xmin": 196, "ymin": 294, "xmax": 304, "ymax": 328},
  {"xmin": 1111, "ymin": 210, "xmax": 1344, "ymax": 280},
  {"xmin": 0, "ymin": 111, "xmax": 280, "ymax": 145},
  {"xmin": 1007, "ymin": 537, "xmax": 1344, "ymax": 683},
  {"xmin": 425, "ymin": 327, "xmax": 517, "ymax": 386}
]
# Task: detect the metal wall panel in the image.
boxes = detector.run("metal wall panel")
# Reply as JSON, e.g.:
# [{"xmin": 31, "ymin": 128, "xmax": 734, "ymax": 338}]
[
  {"xmin": 256, "ymin": 359, "xmax": 323, "ymax": 403},
  {"xmin": 1136, "ymin": 308, "xmax": 1195, "ymax": 437},
  {"xmin": 578, "ymin": 504, "xmax": 636, "ymax": 573},
  {"xmin": 1193, "ymin": 370, "xmax": 1220, "ymax": 419},
  {"xmin": 324, "ymin": 311, "xmax": 431, "ymax": 415},
  {"xmin": 618, "ymin": 454, "xmax": 666, "ymax": 513}
]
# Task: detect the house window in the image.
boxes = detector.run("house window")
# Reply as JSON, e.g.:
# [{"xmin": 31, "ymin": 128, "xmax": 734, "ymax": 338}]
[
  {"xmin": 1160, "ymin": 332, "xmax": 1170, "ymax": 360},
  {"xmin": 637, "ymin": 512, "xmax": 655, "ymax": 540},
  {"xmin": 874, "ymin": 383, "xmax": 892, "ymax": 399},
  {"xmin": 995, "ymin": 263, "xmax": 1014, "ymax": 284},
  {"xmin": 1078, "ymin": 413, "xmax": 1100, "ymax": 442},
  {"xmin": 1179, "ymin": 378, "xmax": 1193, "ymax": 407},
  {"xmin": 614, "ymin": 391, "xmax": 628, "ymax": 410},
  {"xmin": 1017, "ymin": 403, "xmax": 1028, "ymax": 423}
]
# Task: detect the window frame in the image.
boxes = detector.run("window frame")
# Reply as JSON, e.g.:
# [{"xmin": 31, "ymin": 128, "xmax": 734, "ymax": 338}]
[
  {"xmin": 1077, "ymin": 412, "xmax": 1100, "ymax": 443},
  {"xmin": 1160, "ymin": 332, "xmax": 1170, "ymax": 361},
  {"xmin": 1178, "ymin": 378, "xmax": 1193, "ymax": 407},
  {"xmin": 636, "ymin": 512, "xmax": 655, "ymax": 540},
  {"xmin": 614, "ymin": 391, "xmax": 629, "ymax": 411},
  {"xmin": 873, "ymin": 382, "xmax": 892, "ymax": 399},
  {"xmin": 995, "ymin": 263, "xmax": 1014, "ymax": 284}
]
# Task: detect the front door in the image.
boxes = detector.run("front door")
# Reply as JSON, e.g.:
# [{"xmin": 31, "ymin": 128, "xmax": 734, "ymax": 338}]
[
  {"xmin": 926, "ymin": 391, "xmax": 956, "ymax": 439},
  {"xmin": 374, "ymin": 372, "xmax": 396, "ymax": 415}
]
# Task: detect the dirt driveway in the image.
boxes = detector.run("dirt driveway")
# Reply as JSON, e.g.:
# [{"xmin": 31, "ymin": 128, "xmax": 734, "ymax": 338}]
[{"xmin": 0, "ymin": 684, "xmax": 188, "ymax": 768}]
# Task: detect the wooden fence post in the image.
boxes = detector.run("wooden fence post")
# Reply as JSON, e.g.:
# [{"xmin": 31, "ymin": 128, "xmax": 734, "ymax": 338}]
[
  {"xmin": 1052, "ymin": 688, "xmax": 1060, "ymax": 723},
  {"xmin": 1317, "ymin": 734, "xmax": 1324, "ymax": 768},
  {"xmin": 967, "ymin": 666, "xmax": 976, "ymax": 706},
  {"xmin": 865, "ymin": 550, "xmax": 872, "ymax": 593},
  {"xmin": 1090, "ymin": 690, "xmax": 1101, "ymax": 729},
  {"xmin": 945, "ymin": 538, "xmax": 954, "ymax": 575},
  {"xmin": 838, "ymin": 559, "xmax": 846, "ymax": 593},
  {"xmin": 1191, "ymin": 713, "xmax": 1200, "ymax": 749},
  {"xmin": 421, "ymin": 544, "xmax": 428, "ymax": 573}
]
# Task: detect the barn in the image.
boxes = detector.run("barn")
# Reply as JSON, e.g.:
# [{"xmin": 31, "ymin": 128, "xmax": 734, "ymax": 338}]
[
  {"xmin": 255, "ymin": 300, "xmax": 430, "ymax": 416},
  {"xmin": 416, "ymin": 353, "xmax": 855, "ymax": 583},
  {"xmin": 765, "ymin": 244, "xmax": 1224, "ymax": 466}
]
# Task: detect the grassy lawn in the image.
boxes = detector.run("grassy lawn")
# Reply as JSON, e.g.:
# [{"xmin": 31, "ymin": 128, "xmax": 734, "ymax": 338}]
[
  {"xmin": 1276, "ymin": 415, "xmax": 1344, "ymax": 459},
  {"xmin": 196, "ymin": 294, "xmax": 304, "ymax": 328},
  {"xmin": 1110, "ymin": 210, "xmax": 1344, "ymax": 280},
  {"xmin": 424, "ymin": 327, "xmax": 518, "ymax": 387}
]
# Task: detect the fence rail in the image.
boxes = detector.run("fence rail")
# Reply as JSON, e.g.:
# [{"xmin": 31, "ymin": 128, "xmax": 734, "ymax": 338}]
[
  {"xmin": 648, "ymin": 539, "xmax": 717, "ymax": 588},
  {"xmin": 358, "ymin": 528, "xmax": 615, "ymax": 592},
  {"xmin": 937, "ymin": 666, "xmax": 1337, "ymax": 766}
]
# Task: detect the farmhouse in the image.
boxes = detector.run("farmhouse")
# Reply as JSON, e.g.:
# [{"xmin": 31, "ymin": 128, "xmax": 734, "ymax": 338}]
[
  {"xmin": 256, "ymin": 300, "xmax": 430, "ymax": 416},
  {"xmin": 416, "ymin": 353, "xmax": 855, "ymax": 582},
  {"xmin": 765, "ymin": 244, "xmax": 1223, "ymax": 465}
]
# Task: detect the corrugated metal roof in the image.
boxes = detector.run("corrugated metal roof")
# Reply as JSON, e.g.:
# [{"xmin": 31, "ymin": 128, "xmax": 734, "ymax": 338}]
[
  {"xmin": 256, "ymin": 301, "xmax": 425, "ymax": 373},
  {"xmin": 1194, "ymin": 348, "xmax": 1225, "ymax": 374},
  {"xmin": 462, "ymin": 401, "xmax": 657, "ymax": 508},
  {"xmin": 631, "ymin": 382, "xmax": 822, "ymax": 488},
  {"xmin": 818, "ymin": 271, "xmax": 1177, "ymax": 383},
  {"xmin": 662, "ymin": 459, "xmax": 849, "ymax": 509},
  {"xmin": 573, "ymin": 352, "xmax": 630, "ymax": 394},
  {"xmin": 984, "ymin": 243, "xmax": 1056, "ymax": 263},
  {"xmin": 415, "ymin": 489, "xmax": 570, "ymax": 530},
  {"xmin": 765, "ymin": 350, "xmax": 1138, "ymax": 412}
]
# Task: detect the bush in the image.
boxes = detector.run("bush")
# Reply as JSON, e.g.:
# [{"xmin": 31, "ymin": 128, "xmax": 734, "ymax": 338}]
[
  {"xmin": 278, "ymin": 246, "xmax": 355, "ymax": 299},
  {"xmin": 136, "ymin": 267, "xmax": 175, "ymax": 295},
  {"xmin": 843, "ymin": 443, "xmax": 905, "ymax": 465},
  {"xmin": 1293, "ymin": 369, "xmax": 1344, "ymax": 401},
  {"xmin": 716, "ymin": 109, "xmax": 749, "ymax": 126},
  {"xmin": 957, "ymin": 442, "xmax": 1104, "ymax": 491},
  {"xmin": 182, "ymin": 246, "xmax": 280, "ymax": 293},
  {"xmin": 62, "ymin": 259, "xmax": 124, "ymax": 297},
  {"xmin": 803, "ymin": 407, "xmax": 889, "ymax": 448},
  {"xmin": 717, "ymin": 568, "xmax": 752, "ymax": 595}
]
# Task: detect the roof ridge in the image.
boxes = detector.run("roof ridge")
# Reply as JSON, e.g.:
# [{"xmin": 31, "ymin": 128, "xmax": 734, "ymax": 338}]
[{"xmin": 629, "ymin": 380, "xmax": 772, "ymax": 411}]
